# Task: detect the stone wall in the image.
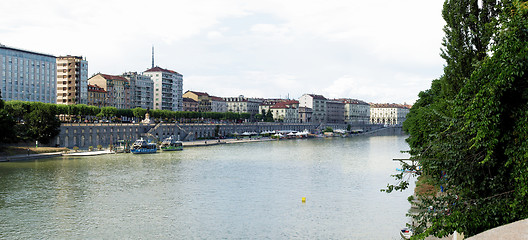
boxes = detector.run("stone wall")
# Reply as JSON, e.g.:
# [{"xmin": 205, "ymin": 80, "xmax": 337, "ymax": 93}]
[{"xmin": 52, "ymin": 122, "xmax": 382, "ymax": 149}]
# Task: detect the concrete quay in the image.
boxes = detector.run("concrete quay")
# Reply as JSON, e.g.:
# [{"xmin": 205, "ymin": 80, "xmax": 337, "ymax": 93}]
[{"xmin": 51, "ymin": 122, "xmax": 380, "ymax": 149}]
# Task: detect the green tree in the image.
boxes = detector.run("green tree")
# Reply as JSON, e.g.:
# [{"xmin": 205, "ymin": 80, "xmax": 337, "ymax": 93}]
[
  {"xmin": 386, "ymin": 1, "xmax": 528, "ymax": 238},
  {"xmin": 265, "ymin": 110, "xmax": 274, "ymax": 122},
  {"xmin": 132, "ymin": 107, "xmax": 147, "ymax": 119},
  {"xmin": 24, "ymin": 104, "xmax": 61, "ymax": 144},
  {"xmin": 99, "ymin": 106, "xmax": 117, "ymax": 119},
  {"xmin": 0, "ymin": 91, "xmax": 16, "ymax": 143}
]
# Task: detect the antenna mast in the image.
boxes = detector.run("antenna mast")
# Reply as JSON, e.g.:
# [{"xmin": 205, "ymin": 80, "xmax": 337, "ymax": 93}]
[{"xmin": 151, "ymin": 45, "xmax": 155, "ymax": 68}]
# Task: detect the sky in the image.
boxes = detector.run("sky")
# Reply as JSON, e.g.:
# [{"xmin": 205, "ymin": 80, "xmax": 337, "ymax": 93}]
[{"xmin": 0, "ymin": 0, "xmax": 446, "ymax": 104}]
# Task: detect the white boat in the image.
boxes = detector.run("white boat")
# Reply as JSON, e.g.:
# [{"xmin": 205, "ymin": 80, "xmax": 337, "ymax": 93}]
[
  {"xmin": 159, "ymin": 136, "xmax": 183, "ymax": 151},
  {"xmin": 131, "ymin": 138, "xmax": 157, "ymax": 154},
  {"xmin": 400, "ymin": 227, "xmax": 413, "ymax": 239}
]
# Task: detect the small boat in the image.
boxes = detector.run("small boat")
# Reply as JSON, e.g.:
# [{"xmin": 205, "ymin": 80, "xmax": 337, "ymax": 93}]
[
  {"xmin": 400, "ymin": 227, "xmax": 413, "ymax": 239},
  {"xmin": 159, "ymin": 136, "xmax": 183, "ymax": 151},
  {"xmin": 131, "ymin": 138, "xmax": 157, "ymax": 154}
]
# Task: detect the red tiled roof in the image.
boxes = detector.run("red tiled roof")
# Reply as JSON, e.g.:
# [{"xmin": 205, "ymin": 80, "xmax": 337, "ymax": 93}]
[
  {"xmin": 270, "ymin": 101, "xmax": 298, "ymax": 109},
  {"xmin": 99, "ymin": 74, "xmax": 128, "ymax": 82},
  {"xmin": 210, "ymin": 96, "xmax": 225, "ymax": 101},
  {"xmin": 87, "ymin": 84, "xmax": 107, "ymax": 93},
  {"xmin": 145, "ymin": 66, "xmax": 181, "ymax": 75}
]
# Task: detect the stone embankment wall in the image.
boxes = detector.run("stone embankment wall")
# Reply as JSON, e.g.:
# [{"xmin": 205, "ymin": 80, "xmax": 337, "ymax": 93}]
[{"xmin": 52, "ymin": 122, "xmax": 380, "ymax": 148}]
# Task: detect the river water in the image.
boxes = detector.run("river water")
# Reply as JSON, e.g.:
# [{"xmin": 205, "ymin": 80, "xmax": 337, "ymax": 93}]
[{"xmin": 0, "ymin": 133, "xmax": 413, "ymax": 239}]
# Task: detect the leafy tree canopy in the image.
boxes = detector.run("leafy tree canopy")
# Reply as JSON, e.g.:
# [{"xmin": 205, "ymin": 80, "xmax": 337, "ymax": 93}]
[{"xmin": 386, "ymin": 0, "xmax": 528, "ymax": 238}]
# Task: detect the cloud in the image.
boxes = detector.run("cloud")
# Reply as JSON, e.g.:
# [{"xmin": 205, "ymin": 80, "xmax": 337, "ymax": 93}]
[{"xmin": 0, "ymin": 0, "xmax": 446, "ymax": 104}]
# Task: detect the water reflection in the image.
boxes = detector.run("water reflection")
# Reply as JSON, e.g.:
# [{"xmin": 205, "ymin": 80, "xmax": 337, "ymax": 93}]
[{"xmin": 0, "ymin": 134, "xmax": 413, "ymax": 239}]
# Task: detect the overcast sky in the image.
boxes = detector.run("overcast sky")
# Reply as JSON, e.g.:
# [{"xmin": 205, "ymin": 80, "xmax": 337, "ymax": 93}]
[{"xmin": 0, "ymin": 0, "xmax": 446, "ymax": 104}]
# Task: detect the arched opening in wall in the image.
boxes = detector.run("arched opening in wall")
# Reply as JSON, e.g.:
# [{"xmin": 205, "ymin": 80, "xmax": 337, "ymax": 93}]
[
  {"xmin": 81, "ymin": 135, "xmax": 85, "ymax": 147},
  {"xmin": 89, "ymin": 135, "xmax": 92, "ymax": 146},
  {"xmin": 64, "ymin": 136, "xmax": 69, "ymax": 148},
  {"xmin": 73, "ymin": 136, "xmax": 77, "ymax": 148},
  {"xmin": 56, "ymin": 136, "xmax": 61, "ymax": 147}
]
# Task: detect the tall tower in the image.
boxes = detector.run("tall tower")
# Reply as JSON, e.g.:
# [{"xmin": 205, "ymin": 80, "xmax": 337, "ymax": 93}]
[{"xmin": 151, "ymin": 45, "xmax": 154, "ymax": 68}]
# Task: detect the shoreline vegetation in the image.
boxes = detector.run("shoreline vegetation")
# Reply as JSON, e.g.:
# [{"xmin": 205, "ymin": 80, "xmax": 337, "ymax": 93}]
[{"xmin": 384, "ymin": 1, "xmax": 528, "ymax": 239}]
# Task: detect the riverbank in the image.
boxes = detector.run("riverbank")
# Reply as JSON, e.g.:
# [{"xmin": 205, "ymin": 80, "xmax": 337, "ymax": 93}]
[
  {"xmin": 1, "ymin": 128, "xmax": 402, "ymax": 162},
  {"xmin": 183, "ymin": 137, "xmax": 273, "ymax": 147}
]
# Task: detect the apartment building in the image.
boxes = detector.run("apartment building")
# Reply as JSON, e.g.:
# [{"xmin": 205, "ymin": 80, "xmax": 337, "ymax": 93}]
[
  {"xmin": 224, "ymin": 95, "xmax": 262, "ymax": 116},
  {"xmin": 210, "ymin": 96, "xmax": 226, "ymax": 113},
  {"xmin": 0, "ymin": 44, "xmax": 56, "ymax": 103},
  {"xmin": 143, "ymin": 66, "xmax": 183, "ymax": 111},
  {"xmin": 326, "ymin": 100, "xmax": 345, "ymax": 124},
  {"xmin": 299, "ymin": 94, "xmax": 327, "ymax": 123},
  {"xmin": 339, "ymin": 98, "xmax": 371, "ymax": 125},
  {"xmin": 370, "ymin": 103, "xmax": 410, "ymax": 125},
  {"xmin": 269, "ymin": 100, "xmax": 300, "ymax": 123},
  {"xmin": 87, "ymin": 84, "xmax": 108, "ymax": 107},
  {"xmin": 122, "ymin": 72, "xmax": 154, "ymax": 110},
  {"xmin": 56, "ymin": 55, "xmax": 88, "ymax": 105},
  {"xmin": 183, "ymin": 90, "xmax": 211, "ymax": 112},
  {"xmin": 88, "ymin": 73, "xmax": 130, "ymax": 109}
]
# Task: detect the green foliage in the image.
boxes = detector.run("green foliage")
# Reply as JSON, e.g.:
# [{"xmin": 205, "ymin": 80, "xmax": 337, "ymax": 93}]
[
  {"xmin": 99, "ymin": 106, "xmax": 117, "ymax": 118},
  {"xmin": 265, "ymin": 110, "xmax": 274, "ymax": 122},
  {"xmin": 132, "ymin": 107, "xmax": 147, "ymax": 119},
  {"xmin": 323, "ymin": 127, "xmax": 333, "ymax": 133},
  {"xmin": 24, "ymin": 103, "xmax": 61, "ymax": 144},
  {"xmin": 387, "ymin": 1, "xmax": 528, "ymax": 238},
  {"xmin": 0, "ymin": 109, "xmax": 16, "ymax": 143}
]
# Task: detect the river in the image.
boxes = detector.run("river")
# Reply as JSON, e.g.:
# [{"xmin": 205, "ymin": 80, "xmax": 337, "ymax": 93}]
[{"xmin": 0, "ymin": 132, "xmax": 414, "ymax": 239}]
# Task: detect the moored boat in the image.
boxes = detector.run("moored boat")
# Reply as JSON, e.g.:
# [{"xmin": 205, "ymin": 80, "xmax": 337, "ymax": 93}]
[
  {"xmin": 400, "ymin": 227, "xmax": 413, "ymax": 239},
  {"xmin": 159, "ymin": 136, "xmax": 183, "ymax": 151},
  {"xmin": 131, "ymin": 138, "xmax": 157, "ymax": 154}
]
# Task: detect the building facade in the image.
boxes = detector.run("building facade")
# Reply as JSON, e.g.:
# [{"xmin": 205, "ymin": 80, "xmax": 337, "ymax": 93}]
[
  {"xmin": 370, "ymin": 103, "xmax": 410, "ymax": 126},
  {"xmin": 298, "ymin": 107, "xmax": 313, "ymax": 123},
  {"xmin": 224, "ymin": 96, "xmax": 262, "ymax": 116},
  {"xmin": 183, "ymin": 90, "xmax": 211, "ymax": 112},
  {"xmin": 340, "ymin": 99, "xmax": 371, "ymax": 125},
  {"xmin": 269, "ymin": 100, "xmax": 300, "ymax": 123},
  {"xmin": 0, "ymin": 44, "xmax": 56, "ymax": 103},
  {"xmin": 56, "ymin": 56, "xmax": 88, "ymax": 105},
  {"xmin": 88, "ymin": 74, "xmax": 130, "ymax": 109},
  {"xmin": 299, "ymin": 94, "xmax": 327, "ymax": 123},
  {"xmin": 182, "ymin": 97, "xmax": 199, "ymax": 112},
  {"xmin": 325, "ymin": 100, "xmax": 345, "ymax": 124},
  {"xmin": 122, "ymin": 72, "xmax": 154, "ymax": 110},
  {"xmin": 210, "ymin": 96, "xmax": 226, "ymax": 113},
  {"xmin": 143, "ymin": 66, "xmax": 183, "ymax": 111},
  {"xmin": 87, "ymin": 84, "xmax": 108, "ymax": 107}
]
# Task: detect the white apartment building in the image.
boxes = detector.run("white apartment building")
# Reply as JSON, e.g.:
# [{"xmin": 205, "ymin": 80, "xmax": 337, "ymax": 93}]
[
  {"xmin": 144, "ymin": 66, "xmax": 183, "ymax": 111},
  {"xmin": 224, "ymin": 95, "xmax": 262, "ymax": 116},
  {"xmin": 299, "ymin": 94, "xmax": 327, "ymax": 123},
  {"xmin": 0, "ymin": 44, "xmax": 56, "ymax": 103},
  {"xmin": 269, "ymin": 100, "xmax": 299, "ymax": 123},
  {"xmin": 340, "ymin": 99, "xmax": 371, "ymax": 125},
  {"xmin": 370, "ymin": 103, "xmax": 410, "ymax": 126},
  {"xmin": 56, "ymin": 55, "xmax": 88, "ymax": 105},
  {"xmin": 122, "ymin": 72, "xmax": 154, "ymax": 110}
]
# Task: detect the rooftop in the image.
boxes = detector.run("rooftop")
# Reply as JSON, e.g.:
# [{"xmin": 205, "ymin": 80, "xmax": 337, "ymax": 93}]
[
  {"xmin": 99, "ymin": 73, "xmax": 129, "ymax": 82},
  {"xmin": 0, "ymin": 44, "xmax": 55, "ymax": 58},
  {"xmin": 145, "ymin": 66, "xmax": 182, "ymax": 75}
]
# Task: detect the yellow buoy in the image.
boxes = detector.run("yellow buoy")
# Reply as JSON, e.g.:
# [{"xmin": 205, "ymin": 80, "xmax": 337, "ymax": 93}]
[{"xmin": 302, "ymin": 197, "xmax": 306, "ymax": 203}]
